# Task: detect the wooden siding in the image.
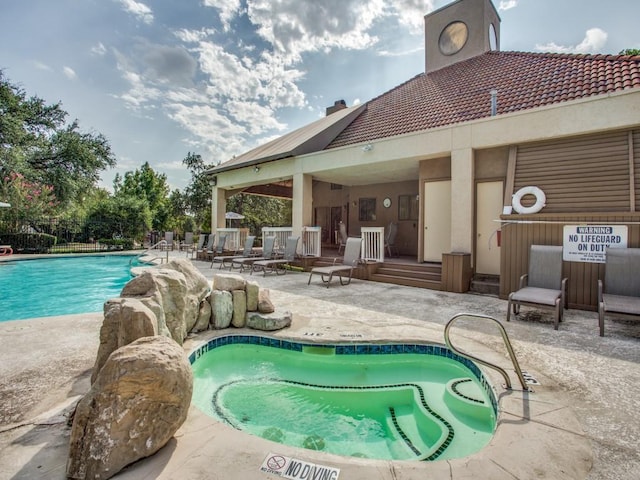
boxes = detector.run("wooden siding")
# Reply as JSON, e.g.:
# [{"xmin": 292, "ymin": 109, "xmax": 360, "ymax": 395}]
[
  {"xmin": 634, "ymin": 130, "xmax": 640, "ymax": 209},
  {"xmin": 499, "ymin": 213, "xmax": 640, "ymax": 310},
  {"xmin": 514, "ymin": 131, "xmax": 631, "ymax": 213}
]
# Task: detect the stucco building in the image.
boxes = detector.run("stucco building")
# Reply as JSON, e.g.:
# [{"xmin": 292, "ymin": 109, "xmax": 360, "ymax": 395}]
[{"xmin": 206, "ymin": 0, "xmax": 640, "ymax": 310}]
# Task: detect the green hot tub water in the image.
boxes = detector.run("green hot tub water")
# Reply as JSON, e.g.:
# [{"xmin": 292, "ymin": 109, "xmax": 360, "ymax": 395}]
[{"xmin": 191, "ymin": 341, "xmax": 496, "ymax": 461}]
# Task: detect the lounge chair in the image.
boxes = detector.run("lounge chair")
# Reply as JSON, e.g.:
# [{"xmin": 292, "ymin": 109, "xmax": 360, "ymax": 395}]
[
  {"xmin": 162, "ymin": 231, "xmax": 174, "ymax": 250},
  {"xmin": 180, "ymin": 232, "xmax": 194, "ymax": 252},
  {"xmin": 211, "ymin": 235, "xmax": 256, "ymax": 269},
  {"xmin": 251, "ymin": 236, "xmax": 299, "ymax": 275},
  {"xmin": 197, "ymin": 234, "xmax": 214, "ymax": 260},
  {"xmin": 308, "ymin": 237, "xmax": 361, "ymax": 287},
  {"xmin": 0, "ymin": 245, "xmax": 13, "ymax": 256},
  {"xmin": 506, "ymin": 245, "xmax": 567, "ymax": 330},
  {"xmin": 337, "ymin": 222, "xmax": 348, "ymax": 254},
  {"xmin": 206, "ymin": 234, "xmax": 227, "ymax": 261},
  {"xmin": 598, "ymin": 247, "xmax": 640, "ymax": 336},
  {"xmin": 187, "ymin": 234, "xmax": 205, "ymax": 258},
  {"xmin": 230, "ymin": 236, "xmax": 277, "ymax": 272},
  {"xmin": 385, "ymin": 222, "xmax": 399, "ymax": 257}
]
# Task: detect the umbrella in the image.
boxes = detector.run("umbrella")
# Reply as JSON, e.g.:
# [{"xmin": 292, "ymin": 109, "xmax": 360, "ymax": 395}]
[
  {"xmin": 225, "ymin": 212, "xmax": 245, "ymax": 220},
  {"xmin": 0, "ymin": 201, "xmax": 11, "ymax": 208}
]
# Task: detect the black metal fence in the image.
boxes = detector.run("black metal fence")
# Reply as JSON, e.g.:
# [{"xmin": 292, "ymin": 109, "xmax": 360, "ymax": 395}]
[{"xmin": 0, "ymin": 217, "xmax": 143, "ymax": 254}]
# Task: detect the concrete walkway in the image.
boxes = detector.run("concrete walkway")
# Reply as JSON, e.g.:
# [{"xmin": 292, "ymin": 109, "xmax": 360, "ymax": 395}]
[{"xmin": 0, "ymin": 253, "xmax": 639, "ymax": 479}]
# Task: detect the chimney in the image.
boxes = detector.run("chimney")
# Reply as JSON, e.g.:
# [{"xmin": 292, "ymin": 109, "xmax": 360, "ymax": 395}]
[{"xmin": 326, "ymin": 99, "xmax": 347, "ymax": 116}]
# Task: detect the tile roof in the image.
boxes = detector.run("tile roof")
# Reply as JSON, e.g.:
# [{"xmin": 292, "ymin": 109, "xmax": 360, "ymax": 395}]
[{"xmin": 328, "ymin": 51, "xmax": 640, "ymax": 149}]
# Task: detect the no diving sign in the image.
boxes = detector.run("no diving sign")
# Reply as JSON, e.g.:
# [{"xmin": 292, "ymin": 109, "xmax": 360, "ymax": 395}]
[{"xmin": 260, "ymin": 453, "xmax": 340, "ymax": 480}]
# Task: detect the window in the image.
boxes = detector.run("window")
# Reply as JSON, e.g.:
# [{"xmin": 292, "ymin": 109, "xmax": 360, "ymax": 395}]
[
  {"xmin": 358, "ymin": 198, "xmax": 376, "ymax": 221},
  {"xmin": 398, "ymin": 194, "xmax": 419, "ymax": 221}
]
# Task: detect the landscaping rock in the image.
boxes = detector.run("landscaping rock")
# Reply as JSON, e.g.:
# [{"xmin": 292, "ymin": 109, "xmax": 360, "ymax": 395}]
[
  {"xmin": 67, "ymin": 336, "xmax": 192, "ymax": 480},
  {"xmin": 91, "ymin": 298, "xmax": 158, "ymax": 384},
  {"xmin": 210, "ymin": 290, "xmax": 233, "ymax": 329},
  {"xmin": 246, "ymin": 310, "xmax": 293, "ymax": 331},
  {"xmin": 246, "ymin": 280, "xmax": 259, "ymax": 311},
  {"xmin": 193, "ymin": 299, "xmax": 212, "ymax": 332},
  {"xmin": 213, "ymin": 273, "xmax": 246, "ymax": 292},
  {"xmin": 258, "ymin": 288, "xmax": 275, "ymax": 313},
  {"xmin": 232, "ymin": 290, "xmax": 247, "ymax": 327}
]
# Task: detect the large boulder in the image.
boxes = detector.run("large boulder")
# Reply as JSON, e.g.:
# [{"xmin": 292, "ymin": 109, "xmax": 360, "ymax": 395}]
[
  {"xmin": 91, "ymin": 298, "xmax": 158, "ymax": 384},
  {"xmin": 246, "ymin": 280, "xmax": 259, "ymax": 311},
  {"xmin": 67, "ymin": 336, "xmax": 192, "ymax": 480},
  {"xmin": 258, "ymin": 288, "xmax": 275, "ymax": 313},
  {"xmin": 120, "ymin": 259, "xmax": 210, "ymax": 344},
  {"xmin": 213, "ymin": 273, "xmax": 246, "ymax": 292},
  {"xmin": 193, "ymin": 299, "xmax": 212, "ymax": 332}
]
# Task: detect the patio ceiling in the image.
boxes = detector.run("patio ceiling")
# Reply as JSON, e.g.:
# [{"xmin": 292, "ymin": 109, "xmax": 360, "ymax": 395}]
[{"xmin": 308, "ymin": 156, "xmax": 420, "ymax": 186}]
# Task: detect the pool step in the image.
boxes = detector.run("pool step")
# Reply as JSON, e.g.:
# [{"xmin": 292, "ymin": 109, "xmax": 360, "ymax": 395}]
[{"xmin": 385, "ymin": 406, "xmax": 431, "ymax": 459}]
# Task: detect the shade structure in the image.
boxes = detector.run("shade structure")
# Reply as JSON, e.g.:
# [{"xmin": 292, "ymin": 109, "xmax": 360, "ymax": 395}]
[
  {"xmin": 225, "ymin": 212, "xmax": 245, "ymax": 220},
  {"xmin": 0, "ymin": 202, "xmax": 11, "ymax": 208}
]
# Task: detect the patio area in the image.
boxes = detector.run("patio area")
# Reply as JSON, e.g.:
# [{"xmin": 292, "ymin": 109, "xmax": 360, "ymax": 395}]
[{"xmin": 0, "ymin": 251, "xmax": 638, "ymax": 479}]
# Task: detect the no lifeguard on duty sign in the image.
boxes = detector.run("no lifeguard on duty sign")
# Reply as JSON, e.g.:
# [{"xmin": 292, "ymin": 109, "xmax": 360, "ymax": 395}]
[{"xmin": 260, "ymin": 453, "xmax": 340, "ymax": 480}]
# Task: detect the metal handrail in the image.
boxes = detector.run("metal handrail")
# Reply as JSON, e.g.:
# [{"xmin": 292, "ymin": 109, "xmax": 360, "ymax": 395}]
[
  {"xmin": 129, "ymin": 240, "xmax": 169, "ymax": 265},
  {"xmin": 444, "ymin": 313, "xmax": 531, "ymax": 391}
]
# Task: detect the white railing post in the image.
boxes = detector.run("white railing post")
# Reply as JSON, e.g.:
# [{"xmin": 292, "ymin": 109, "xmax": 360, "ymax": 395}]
[
  {"xmin": 360, "ymin": 227, "xmax": 385, "ymax": 262},
  {"xmin": 262, "ymin": 227, "xmax": 294, "ymax": 253},
  {"xmin": 302, "ymin": 226, "xmax": 322, "ymax": 257},
  {"xmin": 217, "ymin": 228, "xmax": 249, "ymax": 251}
]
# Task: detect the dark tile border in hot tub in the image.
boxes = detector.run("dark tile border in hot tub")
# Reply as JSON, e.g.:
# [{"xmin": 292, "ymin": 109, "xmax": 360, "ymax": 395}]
[{"xmin": 189, "ymin": 334, "xmax": 498, "ymax": 414}]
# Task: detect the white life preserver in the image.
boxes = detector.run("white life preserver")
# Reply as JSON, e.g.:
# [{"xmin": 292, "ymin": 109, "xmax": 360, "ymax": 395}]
[{"xmin": 512, "ymin": 186, "xmax": 546, "ymax": 214}]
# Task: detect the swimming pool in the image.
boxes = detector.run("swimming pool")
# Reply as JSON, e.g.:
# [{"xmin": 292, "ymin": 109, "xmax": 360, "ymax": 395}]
[
  {"xmin": 0, "ymin": 255, "xmax": 142, "ymax": 322},
  {"xmin": 191, "ymin": 335, "xmax": 497, "ymax": 461}
]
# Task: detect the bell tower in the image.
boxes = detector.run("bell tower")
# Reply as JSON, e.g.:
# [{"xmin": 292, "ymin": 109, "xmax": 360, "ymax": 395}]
[{"xmin": 425, "ymin": 0, "xmax": 500, "ymax": 74}]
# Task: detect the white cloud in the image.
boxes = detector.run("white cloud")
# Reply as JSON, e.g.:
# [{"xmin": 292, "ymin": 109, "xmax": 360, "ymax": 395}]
[
  {"xmin": 63, "ymin": 66, "xmax": 77, "ymax": 80},
  {"xmin": 392, "ymin": 0, "xmax": 435, "ymax": 34},
  {"xmin": 91, "ymin": 42, "xmax": 107, "ymax": 56},
  {"xmin": 498, "ymin": 0, "xmax": 518, "ymax": 11},
  {"xmin": 246, "ymin": 0, "xmax": 385, "ymax": 64},
  {"xmin": 202, "ymin": 0, "xmax": 242, "ymax": 30},
  {"xmin": 33, "ymin": 61, "xmax": 52, "ymax": 71},
  {"xmin": 117, "ymin": 0, "xmax": 154, "ymax": 24},
  {"xmin": 535, "ymin": 27, "xmax": 608, "ymax": 54}
]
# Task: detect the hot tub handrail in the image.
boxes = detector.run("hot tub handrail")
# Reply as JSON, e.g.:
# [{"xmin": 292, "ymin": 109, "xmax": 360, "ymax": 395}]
[{"xmin": 444, "ymin": 313, "xmax": 531, "ymax": 392}]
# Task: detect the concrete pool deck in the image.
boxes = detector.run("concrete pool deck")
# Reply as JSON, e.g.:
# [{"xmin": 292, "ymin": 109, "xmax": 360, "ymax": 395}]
[{"xmin": 0, "ymin": 253, "xmax": 639, "ymax": 479}]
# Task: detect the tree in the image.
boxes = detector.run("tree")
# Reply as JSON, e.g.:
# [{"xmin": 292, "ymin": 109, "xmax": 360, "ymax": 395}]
[
  {"xmin": 85, "ymin": 195, "xmax": 151, "ymax": 242},
  {"xmin": 619, "ymin": 48, "xmax": 640, "ymax": 56},
  {"xmin": 0, "ymin": 71, "xmax": 116, "ymax": 209},
  {"xmin": 113, "ymin": 162, "xmax": 170, "ymax": 231},
  {"xmin": 182, "ymin": 152, "xmax": 215, "ymax": 231}
]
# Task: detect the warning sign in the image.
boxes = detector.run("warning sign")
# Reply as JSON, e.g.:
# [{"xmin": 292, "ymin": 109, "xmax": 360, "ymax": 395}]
[
  {"xmin": 260, "ymin": 453, "xmax": 340, "ymax": 480},
  {"xmin": 563, "ymin": 225, "xmax": 627, "ymax": 263}
]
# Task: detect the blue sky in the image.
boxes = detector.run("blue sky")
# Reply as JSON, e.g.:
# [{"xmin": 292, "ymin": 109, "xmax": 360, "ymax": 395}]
[{"xmin": 1, "ymin": 0, "xmax": 638, "ymax": 191}]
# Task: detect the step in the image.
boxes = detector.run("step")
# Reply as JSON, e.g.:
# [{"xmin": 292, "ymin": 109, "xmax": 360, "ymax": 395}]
[
  {"xmin": 470, "ymin": 275, "xmax": 499, "ymax": 296},
  {"xmin": 369, "ymin": 273, "xmax": 442, "ymax": 290}
]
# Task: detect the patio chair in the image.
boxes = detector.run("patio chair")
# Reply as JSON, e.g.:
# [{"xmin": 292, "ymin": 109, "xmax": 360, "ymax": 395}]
[
  {"xmin": 187, "ymin": 234, "xmax": 205, "ymax": 258},
  {"xmin": 385, "ymin": 222, "xmax": 399, "ymax": 257},
  {"xmin": 337, "ymin": 222, "xmax": 348, "ymax": 254},
  {"xmin": 598, "ymin": 247, "xmax": 640, "ymax": 336},
  {"xmin": 197, "ymin": 234, "xmax": 215, "ymax": 260},
  {"xmin": 162, "ymin": 231, "xmax": 174, "ymax": 250},
  {"xmin": 206, "ymin": 234, "xmax": 227, "ymax": 261},
  {"xmin": 231, "ymin": 236, "xmax": 277, "ymax": 272},
  {"xmin": 308, "ymin": 237, "xmax": 361, "ymax": 287},
  {"xmin": 211, "ymin": 235, "xmax": 256, "ymax": 269},
  {"xmin": 251, "ymin": 236, "xmax": 299, "ymax": 275},
  {"xmin": 506, "ymin": 245, "xmax": 567, "ymax": 330},
  {"xmin": 180, "ymin": 232, "xmax": 194, "ymax": 252}
]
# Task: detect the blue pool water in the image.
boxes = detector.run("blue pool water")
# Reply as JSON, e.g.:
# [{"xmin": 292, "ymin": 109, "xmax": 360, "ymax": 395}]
[{"xmin": 0, "ymin": 255, "xmax": 141, "ymax": 322}]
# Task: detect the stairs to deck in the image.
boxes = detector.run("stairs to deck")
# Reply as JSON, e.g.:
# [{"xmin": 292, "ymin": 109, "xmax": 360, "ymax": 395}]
[{"xmin": 369, "ymin": 262, "xmax": 442, "ymax": 290}]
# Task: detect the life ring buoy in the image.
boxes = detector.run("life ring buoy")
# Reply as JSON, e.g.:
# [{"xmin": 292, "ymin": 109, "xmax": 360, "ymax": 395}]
[{"xmin": 512, "ymin": 186, "xmax": 546, "ymax": 214}]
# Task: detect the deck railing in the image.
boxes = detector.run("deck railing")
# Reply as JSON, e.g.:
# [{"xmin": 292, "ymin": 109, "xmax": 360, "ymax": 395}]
[
  {"xmin": 262, "ymin": 227, "xmax": 293, "ymax": 253},
  {"xmin": 302, "ymin": 226, "xmax": 321, "ymax": 257},
  {"xmin": 361, "ymin": 227, "xmax": 385, "ymax": 262},
  {"xmin": 217, "ymin": 228, "xmax": 249, "ymax": 252}
]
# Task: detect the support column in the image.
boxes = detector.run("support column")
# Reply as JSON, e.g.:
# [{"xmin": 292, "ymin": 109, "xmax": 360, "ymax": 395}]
[
  {"xmin": 292, "ymin": 172, "xmax": 313, "ymax": 237},
  {"xmin": 450, "ymin": 147, "xmax": 474, "ymax": 253},
  {"xmin": 210, "ymin": 186, "xmax": 226, "ymax": 234}
]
